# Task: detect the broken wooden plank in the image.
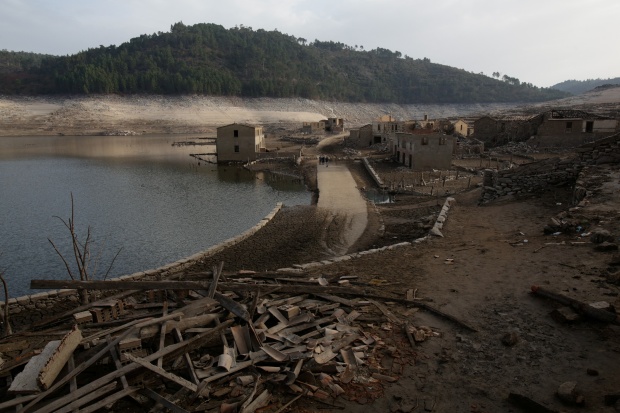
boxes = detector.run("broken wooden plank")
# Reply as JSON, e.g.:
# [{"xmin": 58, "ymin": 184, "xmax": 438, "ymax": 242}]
[
  {"xmin": 0, "ymin": 394, "xmax": 38, "ymax": 411},
  {"xmin": 73, "ymin": 386, "xmax": 139, "ymax": 413},
  {"xmin": 53, "ymin": 382, "xmax": 118, "ymax": 413},
  {"xmin": 9, "ymin": 340, "xmax": 61, "ymax": 394},
  {"xmin": 157, "ymin": 321, "xmax": 169, "ymax": 369},
  {"xmin": 172, "ymin": 328, "xmax": 200, "ymax": 385},
  {"xmin": 369, "ymin": 299, "xmax": 402, "ymax": 325},
  {"xmin": 140, "ymin": 388, "xmax": 190, "ymax": 413},
  {"xmin": 123, "ymin": 353, "xmax": 198, "ymax": 392},
  {"xmin": 206, "ymin": 262, "xmax": 225, "ymax": 299},
  {"xmin": 0, "ymin": 340, "xmax": 29, "ymax": 353},
  {"xmin": 37, "ymin": 326, "xmax": 82, "ymax": 390},
  {"xmin": 106, "ymin": 335, "xmax": 129, "ymax": 389}
]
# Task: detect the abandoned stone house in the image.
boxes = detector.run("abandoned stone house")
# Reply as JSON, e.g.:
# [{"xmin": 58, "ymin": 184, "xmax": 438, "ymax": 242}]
[
  {"xmin": 372, "ymin": 115, "xmax": 404, "ymax": 144},
  {"xmin": 528, "ymin": 109, "xmax": 619, "ymax": 148},
  {"xmin": 216, "ymin": 123, "xmax": 266, "ymax": 163},
  {"xmin": 302, "ymin": 120, "xmax": 326, "ymax": 134},
  {"xmin": 453, "ymin": 118, "xmax": 475, "ymax": 137},
  {"xmin": 417, "ymin": 114, "xmax": 435, "ymax": 130},
  {"xmin": 473, "ymin": 115, "xmax": 535, "ymax": 147},
  {"xmin": 473, "ymin": 110, "xmax": 619, "ymax": 149},
  {"xmin": 325, "ymin": 118, "xmax": 344, "ymax": 133},
  {"xmin": 392, "ymin": 132, "xmax": 454, "ymax": 171},
  {"xmin": 347, "ymin": 124, "xmax": 374, "ymax": 147}
]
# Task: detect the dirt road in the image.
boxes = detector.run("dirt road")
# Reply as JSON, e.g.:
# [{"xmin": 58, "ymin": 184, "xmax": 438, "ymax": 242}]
[{"xmin": 317, "ymin": 159, "xmax": 368, "ymax": 255}]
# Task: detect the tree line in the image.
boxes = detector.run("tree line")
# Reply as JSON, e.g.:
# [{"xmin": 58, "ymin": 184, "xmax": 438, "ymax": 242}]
[{"xmin": 0, "ymin": 22, "xmax": 568, "ymax": 103}]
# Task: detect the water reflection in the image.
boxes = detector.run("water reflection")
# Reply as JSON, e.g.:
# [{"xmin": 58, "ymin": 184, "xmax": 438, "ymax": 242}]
[
  {"xmin": 0, "ymin": 135, "xmax": 310, "ymax": 297},
  {"xmin": 365, "ymin": 188, "xmax": 394, "ymax": 204}
]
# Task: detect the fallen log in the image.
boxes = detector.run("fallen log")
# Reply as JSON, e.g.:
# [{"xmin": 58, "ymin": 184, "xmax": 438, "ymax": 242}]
[{"xmin": 531, "ymin": 285, "xmax": 619, "ymax": 324}]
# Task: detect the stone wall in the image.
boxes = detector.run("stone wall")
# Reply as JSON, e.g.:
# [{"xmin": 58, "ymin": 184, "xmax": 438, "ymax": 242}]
[
  {"xmin": 1, "ymin": 203, "xmax": 283, "ymax": 329},
  {"xmin": 362, "ymin": 157, "xmax": 386, "ymax": 189},
  {"xmin": 481, "ymin": 133, "xmax": 620, "ymax": 203}
]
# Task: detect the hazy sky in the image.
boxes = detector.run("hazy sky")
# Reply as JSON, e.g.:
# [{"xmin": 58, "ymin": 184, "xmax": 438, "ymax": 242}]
[{"xmin": 2, "ymin": 0, "xmax": 618, "ymax": 87}]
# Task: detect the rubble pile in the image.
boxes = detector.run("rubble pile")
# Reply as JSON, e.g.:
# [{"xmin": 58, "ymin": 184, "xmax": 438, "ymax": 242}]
[
  {"xmin": 0, "ymin": 269, "xmax": 439, "ymax": 412},
  {"xmin": 492, "ymin": 141, "xmax": 539, "ymax": 155}
]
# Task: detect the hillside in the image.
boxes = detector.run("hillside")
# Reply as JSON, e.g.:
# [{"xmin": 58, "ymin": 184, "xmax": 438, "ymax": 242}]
[
  {"xmin": 0, "ymin": 23, "xmax": 567, "ymax": 104},
  {"xmin": 551, "ymin": 77, "xmax": 620, "ymax": 95}
]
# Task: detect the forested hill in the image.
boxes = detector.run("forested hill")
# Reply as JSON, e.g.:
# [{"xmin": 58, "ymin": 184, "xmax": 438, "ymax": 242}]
[
  {"xmin": 0, "ymin": 22, "xmax": 568, "ymax": 103},
  {"xmin": 551, "ymin": 78, "xmax": 620, "ymax": 95}
]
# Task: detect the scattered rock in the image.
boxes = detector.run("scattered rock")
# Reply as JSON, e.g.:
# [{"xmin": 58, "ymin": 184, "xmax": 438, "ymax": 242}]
[
  {"xmin": 586, "ymin": 368, "xmax": 599, "ymax": 376},
  {"xmin": 590, "ymin": 228, "xmax": 615, "ymax": 244},
  {"xmin": 501, "ymin": 331, "xmax": 519, "ymax": 346},
  {"xmin": 595, "ymin": 242, "xmax": 619, "ymax": 252},
  {"xmin": 557, "ymin": 381, "xmax": 585, "ymax": 406},
  {"xmin": 551, "ymin": 306, "xmax": 582, "ymax": 323}
]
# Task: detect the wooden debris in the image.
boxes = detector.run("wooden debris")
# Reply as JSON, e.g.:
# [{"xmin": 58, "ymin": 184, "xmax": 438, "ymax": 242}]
[
  {"xmin": 0, "ymin": 267, "xmax": 454, "ymax": 411},
  {"xmin": 37, "ymin": 326, "xmax": 82, "ymax": 390},
  {"xmin": 9, "ymin": 340, "xmax": 61, "ymax": 394},
  {"xmin": 123, "ymin": 352, "xmax": 198, "ymax": 392}
]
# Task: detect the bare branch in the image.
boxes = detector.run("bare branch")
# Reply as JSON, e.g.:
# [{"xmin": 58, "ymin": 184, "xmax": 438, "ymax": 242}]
[
  {"xmin": 103, "ymin": 247, "xmax": 123, "ymax": 281},
  {"xmin": 47, "ymin": 238, "xmax": 76, "ymax": 280}
]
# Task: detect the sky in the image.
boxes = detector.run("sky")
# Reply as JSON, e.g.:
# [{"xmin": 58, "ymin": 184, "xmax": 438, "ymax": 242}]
[{"xmin": 1, "ymin": 0, "xmax": 618, "ymax": 88}]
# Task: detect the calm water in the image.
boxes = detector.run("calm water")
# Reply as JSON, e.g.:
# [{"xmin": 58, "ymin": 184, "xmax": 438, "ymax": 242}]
[{"xmin": 0, "ymin": 135, "xmax": 310, "ymax": 297}]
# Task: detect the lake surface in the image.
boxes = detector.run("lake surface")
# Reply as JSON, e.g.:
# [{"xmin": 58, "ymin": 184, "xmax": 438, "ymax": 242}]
[{"xmin": 0, "ymin": 135, "xmax": 311, "ymax": 297}]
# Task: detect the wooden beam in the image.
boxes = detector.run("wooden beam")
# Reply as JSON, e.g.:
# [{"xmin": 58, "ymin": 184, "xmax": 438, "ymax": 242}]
[
  {"xmin": 206, "ymin": 262, "xmax": 224, "ymax": 298},
  {"xmin": 172, "ymin": 328, "xmax": 200, "ymax": 385},
  {"xmin": 74, "ymin": 386, "xmax": 139, "ymax": 413},
  {"xmin": 123, "ymin": 353, "xmax": 198, "ymax": 392},
  {"xmin": 31, "ymin": 280, "xmax": 250, "ymax": 321},
  {"xmin": 30, "ymin": 279, "xmax": 478, "ymax": 331},
  {"xmin": 31, "ymin": 280, "xmax": 209, "ymax": 291},
  {"xmin": 106, "ymin": 335, "xmax": 129, "ymax": 389},
  {"xmin": 53, "ymin": 381, "xmax": 118, "ymax": 413},
  {"xmin": 140, "ymin": 388, "xmax": 190, "ymax": 413}
]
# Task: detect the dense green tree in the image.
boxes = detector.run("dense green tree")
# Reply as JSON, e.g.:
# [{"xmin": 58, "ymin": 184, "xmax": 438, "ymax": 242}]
[{"xmin": 0, "ymin": 23, "xmax": 568, "ymax": 103}]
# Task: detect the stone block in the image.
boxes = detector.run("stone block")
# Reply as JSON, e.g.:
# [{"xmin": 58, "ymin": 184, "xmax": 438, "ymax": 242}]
[
  {"xmin": 16, "ymin": 295, "xmax": 31, "ymax": 305},
  {"xmin": 30, "ymin": 291, "xmax": 49, "ymax": 301}
]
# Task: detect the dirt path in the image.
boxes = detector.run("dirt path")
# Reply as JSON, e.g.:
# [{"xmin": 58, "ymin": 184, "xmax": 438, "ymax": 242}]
[
  {"xmin": 317, "ymin": 160, "xmax": 368, "ymax": 255},
  {"xmin": 299, "ymin": 187, "xmax": 620, "ymax": 412}
]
